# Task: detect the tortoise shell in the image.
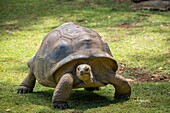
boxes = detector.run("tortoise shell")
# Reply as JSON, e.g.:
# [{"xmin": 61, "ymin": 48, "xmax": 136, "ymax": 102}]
[{"xmin": 28, "ymin": 22, "xmax": 118, "ymax": 87}]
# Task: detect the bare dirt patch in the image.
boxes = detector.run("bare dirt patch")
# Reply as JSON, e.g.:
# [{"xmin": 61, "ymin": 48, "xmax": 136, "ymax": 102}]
[
  {"xmin": 116, "ymin": 22, "xmax": 142, "ymax": 29},
  {"xmin": 1, "ymin": 24, "xmax": 20, "ymax": 31},
  {"xmin": 117, "ymin": 63, "xmax": 170, "ymax": 82}
]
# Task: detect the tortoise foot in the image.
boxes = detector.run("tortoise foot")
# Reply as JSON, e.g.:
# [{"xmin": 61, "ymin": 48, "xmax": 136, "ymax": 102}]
[
  {"xmin": 114, "ymin": 93, "xmax": 131, "ymax": 100},
  {"xmin": 17, "ymin": 86, "xmax": 33, "ymax": 94},
  {"xmin": 53, "ymin": 101, "xmax": 70, "ymax": 109}
]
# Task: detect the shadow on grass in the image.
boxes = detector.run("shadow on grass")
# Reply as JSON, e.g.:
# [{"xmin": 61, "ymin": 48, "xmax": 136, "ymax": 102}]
[
  {"xmin": 21, "ymin": 89, "xmax": 127, "ymax": 110},
  {"xmin": 69, "ymin": 90, "xmax": 127, "ymax": 110}
]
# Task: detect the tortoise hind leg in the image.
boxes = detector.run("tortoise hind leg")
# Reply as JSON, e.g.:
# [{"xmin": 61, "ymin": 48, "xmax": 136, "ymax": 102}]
[
  {"xmin": 109, "ymin": 74, "xmax": 131, "ymax": 100},
  {"xmin": 17, "ymin": 71, "xmax": 36, "ymax": 94},
  {"xmin": 52, "ymin": 73, "xmax": 73, "ymax": 109}
]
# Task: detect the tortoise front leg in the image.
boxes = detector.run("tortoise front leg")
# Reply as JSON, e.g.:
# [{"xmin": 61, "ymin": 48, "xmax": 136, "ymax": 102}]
[
  {"xmin": 52, "ymin": 73, "xmax": 73, "ymax": 109},
  {"xmin": 109, "ymin": 74, "xmax": 131, "ymax": 100},
  {"xmin": 18, "ymin": 71, "xmax": 36, "ymax": 94}
]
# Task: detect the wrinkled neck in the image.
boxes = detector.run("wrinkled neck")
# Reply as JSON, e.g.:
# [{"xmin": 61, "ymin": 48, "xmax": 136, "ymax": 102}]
[{"xmin": 82, "ymin": 72, "xmax": 94, "ymax": 84}]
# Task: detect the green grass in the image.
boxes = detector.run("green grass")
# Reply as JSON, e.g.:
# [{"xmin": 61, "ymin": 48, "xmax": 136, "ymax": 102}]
[{"xmin": 0, "ymin": 0, "xmax": 170, "ymax": 112}]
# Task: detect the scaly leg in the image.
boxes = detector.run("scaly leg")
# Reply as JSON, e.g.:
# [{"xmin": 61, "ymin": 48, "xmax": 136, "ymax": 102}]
[
  {"xmin": 17, "ymin": 71, "xmax": 36, "ymax": 94},
  {"xmin": 52, "ymin": 73, "xmax": 73, "ymax": 109},
  {"xmin": 109, "ymin": 74, "xmax": 131, "ymax": 100}
]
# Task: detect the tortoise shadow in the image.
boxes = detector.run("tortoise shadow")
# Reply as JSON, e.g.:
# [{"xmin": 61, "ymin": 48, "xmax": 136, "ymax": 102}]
[
  {"xmin": 69, "ymin": 90, "xmax": 127, "ymax": 110},
  {"xmin": 31, "ymin": 89, "xmax": 127, "ymax": 111}
]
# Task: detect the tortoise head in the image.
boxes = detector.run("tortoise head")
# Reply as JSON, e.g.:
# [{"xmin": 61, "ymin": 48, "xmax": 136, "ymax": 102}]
[{"xmin": 76, "ymin": 64, "xmax": 94, "ymax": 84}]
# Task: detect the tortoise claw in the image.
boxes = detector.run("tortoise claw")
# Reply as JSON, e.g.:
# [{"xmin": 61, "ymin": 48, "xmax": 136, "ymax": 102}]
[
  {"xmin": 17, "ymin": 86, "xmax": 33, "ymax": 94},
  {"xmin": 53, "ymin": 101, "xmax": 70, "ymax": 109}
]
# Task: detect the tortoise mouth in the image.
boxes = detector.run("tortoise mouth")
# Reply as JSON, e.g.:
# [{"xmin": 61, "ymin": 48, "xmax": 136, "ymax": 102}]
[
  {"xmin": 76, "ymin": 63, "xmax": 91, "ymax": 75},
  {"xmin": 80, "ymin": 71, "xmax": 90, "ymax": 75}
]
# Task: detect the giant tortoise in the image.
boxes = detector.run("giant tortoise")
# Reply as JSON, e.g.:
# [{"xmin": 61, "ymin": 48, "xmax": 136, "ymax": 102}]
[{"xmin": 18, "ymin": 22, "xmax": 131, "ymax": 109}]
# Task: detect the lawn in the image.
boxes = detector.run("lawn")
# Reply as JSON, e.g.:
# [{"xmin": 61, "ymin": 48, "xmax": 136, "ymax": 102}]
[{"xmin": 0, "ymin": 0, "xmax": 169, "ymax": 113}]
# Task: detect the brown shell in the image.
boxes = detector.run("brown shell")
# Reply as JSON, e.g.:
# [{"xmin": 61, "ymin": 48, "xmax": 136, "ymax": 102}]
[{"xmin": 28, "ymin": 22, "xmax": 118, "ymax": 87}]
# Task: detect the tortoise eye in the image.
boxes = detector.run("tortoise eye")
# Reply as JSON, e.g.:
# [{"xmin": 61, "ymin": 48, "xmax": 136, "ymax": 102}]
[{"xmin": 85, "ymin": 68, "xmax": 89, "ymax": 71}]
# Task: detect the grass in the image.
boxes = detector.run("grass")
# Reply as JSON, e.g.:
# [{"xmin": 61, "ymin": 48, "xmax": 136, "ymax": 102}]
[
  {"xmin": 0, "ymin": 0, "xmax": 170, "ymax": 112},
  {"xmin": 0, "ymin": 83, "xmax": 170, "ymax": 113}
]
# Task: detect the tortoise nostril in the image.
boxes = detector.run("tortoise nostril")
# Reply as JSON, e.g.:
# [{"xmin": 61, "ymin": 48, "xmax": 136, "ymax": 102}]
[{"xmin": 80, "ymin": 71, "xmax": 83, "ymax": 75}]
